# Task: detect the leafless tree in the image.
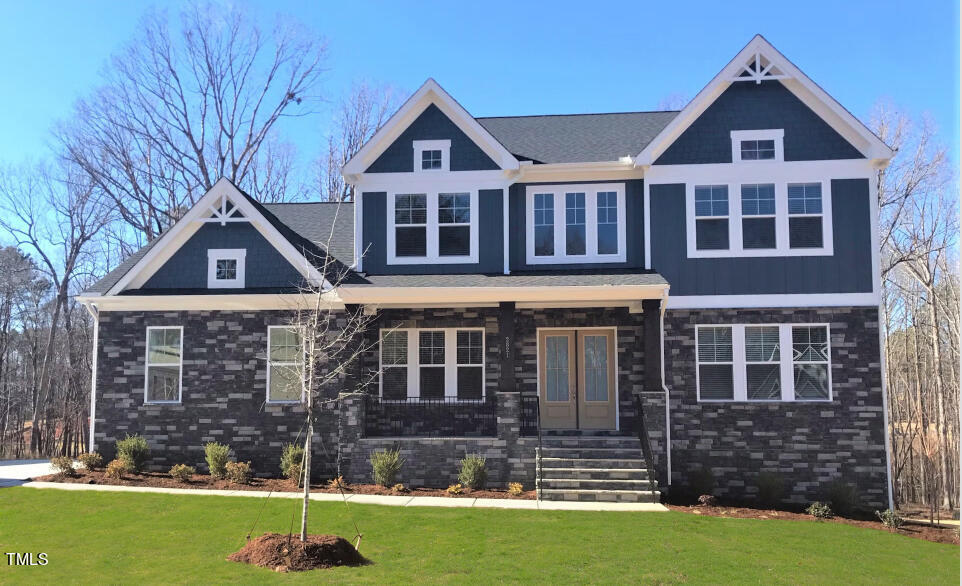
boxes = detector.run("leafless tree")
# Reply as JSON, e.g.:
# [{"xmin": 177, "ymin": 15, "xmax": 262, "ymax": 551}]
[
  {"xmin": 656, "ymin": 93, "xmax": 689, "ymax": 111},
  {"xmin": 317, "ymin": 81, "xmax": 400, "ymax": 201},
  {"xmin": 58, "ymin": 3, "xmax": 327, "ymax": 241}
]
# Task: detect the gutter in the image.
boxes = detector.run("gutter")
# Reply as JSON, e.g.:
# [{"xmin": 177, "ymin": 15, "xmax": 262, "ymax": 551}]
[{"xmin": 659, "ymin": 287, "xmax": 672, "ymax": 487}]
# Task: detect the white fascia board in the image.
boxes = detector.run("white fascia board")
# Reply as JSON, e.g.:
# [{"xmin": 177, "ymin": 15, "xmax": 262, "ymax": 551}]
[
  {"xmin": 635, "ymin": 35, "xmax": 894, "ymax": 166},
  {"xmin": 338, "ymin": 284, "xmax": 669, "ymax": 305},
  {"xmin": 80, "ymin": 292, "xmax": 344, "ymax": 312},
  {"xmin": 665, "ymin": 292, "xmax": 879, "ymax": 310},
  {"xmin": 516, "ymin": 160, "xmax": 644, "ymax": 183},
  {"xmin": 104, "ymin": 178, "xmax": 329, "ymax": 296},
  {"xmin": 342, "ymin": 79, "xmax": 519, "ymax": 176}
]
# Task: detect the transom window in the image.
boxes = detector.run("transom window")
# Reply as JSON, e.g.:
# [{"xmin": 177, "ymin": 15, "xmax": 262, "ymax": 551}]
[
  {"xmin": 145, "ymin": 326, "xmax": 182, "ymax": 403},
  {"xmin": 740, "ymin": 139, "xmax": 775, "ymax": 160},
  {"xmin": 379, "ymin": 328, "xmax": 486, "ymax": 401},
  {"xmin": 526, "ymin": 183, "xmax": 626, "ymax": 264},
  {"xmin": 267, "ymin": 326, "xmax": 304, "ymax": 403},
  {"xmin": 731, "ymin": 129, "xmax": 784, "ymax": 163},
  {"xmin": 389, "ymin": 192, "xmax": 477, "ymax": 263},
  {"xmin": 206, "ymin": 249, "xmax": 246, "ymax": 288},
  {"xmin": 696, "ymin": 324, "xmax": 832, "ymax": 402}
]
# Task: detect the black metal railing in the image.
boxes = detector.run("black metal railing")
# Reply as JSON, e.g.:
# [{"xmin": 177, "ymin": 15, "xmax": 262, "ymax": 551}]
[
  {"xmin": 364, "ymin": 395, "xmax": 497, "ymax": 437},
  {"xmin": 632, "ymin": 395, "xmax": 660, "ymax": 499},
  {"xmin": 520, "ymin": 394, "xmax": 540, "ymax": 437}
]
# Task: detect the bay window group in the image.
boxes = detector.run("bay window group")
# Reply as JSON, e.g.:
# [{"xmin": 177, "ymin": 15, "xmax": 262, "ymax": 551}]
[{"xmin": 526, "ymin": 183, "xmax": 627, "ymax": 264}]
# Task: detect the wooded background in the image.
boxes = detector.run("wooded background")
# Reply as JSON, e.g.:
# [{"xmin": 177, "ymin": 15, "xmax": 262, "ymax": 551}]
[{"xmin": 0, "ymin": 4, "xmax": 957, "ymax": 511}]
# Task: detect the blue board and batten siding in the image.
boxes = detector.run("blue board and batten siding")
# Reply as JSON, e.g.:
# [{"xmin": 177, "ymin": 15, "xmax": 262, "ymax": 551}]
[
  {"xmin": 360, "ymin": 190, "xmax": 504, "ymax": 274},
  {"xmin": 648, "ymin": 178, "xmax": 873, "ymax": 296},
  {"xmin": 655, "ymin": 81, "xmax": 863, "ymax": 165},
  {"xmin": 140, "ymin": 223, "xmax": 304, "ymax": 290},
  {"xmin": 507, "ymin": 180, "xmax": 645, "ymax": 271},
  {"xmin": 365, "ymin": 104, "xmax": 500, "ymax": 173}
]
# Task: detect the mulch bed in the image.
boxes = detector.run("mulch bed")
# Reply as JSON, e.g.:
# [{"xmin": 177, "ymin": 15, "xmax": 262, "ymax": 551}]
[
  {"xmin": 666, "ymin": 504, "xmax": 960, "ymax": 545},
  {"xmin": 227, "ymin": 532, "xmax": 366, "ymax": 572},
  {"xmin": 32, "ymin": 469, "xmax": 537, "ymax": 500}
]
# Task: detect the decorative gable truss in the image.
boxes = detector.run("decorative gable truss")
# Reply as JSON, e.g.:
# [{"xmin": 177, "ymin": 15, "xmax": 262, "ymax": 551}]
[
  {"xmin": 103, "ymin": 178, "xmax": 329, "ymax": 295},
  {"xmin": 635, "ymin": 35, "xmax": 895, "ymax": 168}
]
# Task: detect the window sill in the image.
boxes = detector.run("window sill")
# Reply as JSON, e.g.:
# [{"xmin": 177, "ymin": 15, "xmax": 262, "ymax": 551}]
[
  {"xmin": 527, "ymin": 254, "xmax": 626, "ymax": 265},
  {"xmin": 687, "ymin": 246, "xmax": 832, "ymax": 259},
  {"xmin": 144, "ymin": 400, "xmax": 181, "ymax": 405},
  {"xmin": 697, "ymin": 399, "xmax": 833, "ymax": 404},
  {"xmin": 266, "ymin": 400, "xmax": 303, "ymax": 405}
]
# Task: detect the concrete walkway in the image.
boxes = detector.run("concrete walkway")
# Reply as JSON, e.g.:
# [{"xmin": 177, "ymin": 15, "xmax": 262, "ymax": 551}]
[
  {"xmin": 0, "ymin": 459, "xmax": 57, "ymax": 487},
  {"xmin": 19, "ymin": 481, "xmax": 668, "ymax": 511}
]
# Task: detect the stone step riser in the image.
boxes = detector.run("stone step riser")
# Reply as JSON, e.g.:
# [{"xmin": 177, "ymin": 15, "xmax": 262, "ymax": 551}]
[
  {"xmin": 539, "ymin": 458, "xmax": 646, "ymax": 469},
  {"xmin": 538, "ymin": 479, "xmax": 657, "ymax": 491},
  {"xmin": 538, "ymin": 447, "xmax": 644, "ymax": 460},
  {"xmin": 540, "ymin": 468, "xmax": 649, "ymax": 481},
  {"xmin": 540, "ymin": 440, "xmax": 642, "ymax": 451},
  {"xmin": 538, "ymin": 489, "xmax": 661, "ymax": 503}
]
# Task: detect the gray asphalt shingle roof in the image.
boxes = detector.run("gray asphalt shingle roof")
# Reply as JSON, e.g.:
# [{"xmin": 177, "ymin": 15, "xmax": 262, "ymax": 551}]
[{"xmin": 477, "ymin": 111, "xmax": 679, "ymax": 164}]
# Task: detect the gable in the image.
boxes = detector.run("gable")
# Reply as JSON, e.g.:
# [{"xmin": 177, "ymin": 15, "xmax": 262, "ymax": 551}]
[
  {"xmin": 365, "ymin": 104, "xmax": 500, "ymax": 173},
  {"xmin": 139, "ymin": 223, "xmax": 305, "ymax": 291},
  {"xmin": 655, "ymin": 80, "xmax": 863, "ymax": 165}
]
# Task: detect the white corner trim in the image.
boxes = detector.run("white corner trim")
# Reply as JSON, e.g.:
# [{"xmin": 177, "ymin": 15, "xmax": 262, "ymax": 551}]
[
  {"xmin": 730, "ymin": 129, "xmax": 784, "ymax": 163},
  {"xmin": 206, "ymin": 249, "xmax": 246, "ymax": 289},
  {"xmin": 634, "ymin": 35, "xmax": 894, "ymax": 166},
  {"xmin": 105, "ymin": 178, "xmax": 329, "ymax": 295},
  {"xmin": 524, "ymin": 183, "xmax": 627, "ymax": 265},
  {"xmin": 666, "ymin": 292, "xmax": 879, "ymax": 309},
  {"xmin": 341, "ymin": 79, "xmax": 519, "ymax": 175},
  {"xmin": 413, "ymin": 139, "xmax": 451, "ymax": 172},
  {"xmin": 143, "ymin": 325, "xmax": 183, "ymax": 405},
  {"xmin": 83, "ymin": 301, "xmax": 99, "ymax": 451}
]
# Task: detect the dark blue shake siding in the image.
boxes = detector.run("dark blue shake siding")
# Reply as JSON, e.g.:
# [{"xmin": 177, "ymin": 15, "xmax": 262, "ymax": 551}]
[
  {"xmin": 365, "ymin": 104, "xmax": 500, "ymax": 173},
  {"xmin": 141, "ymin": 223, "xmax": 304, "ymax": 290},
  {"xmin": 360, "ymin": 189, "xmax": 504, "ymax": 274},
  {"xmin": 508, "ymin": 179, "xmax": 645, "ymax": 271},
  {"xmin": 649, "ymin": 178, "xmax": 873, "ymax": 296},
  {"xmin": 656, "ymin": 81, "xmax": 863, "ymax": 165}
]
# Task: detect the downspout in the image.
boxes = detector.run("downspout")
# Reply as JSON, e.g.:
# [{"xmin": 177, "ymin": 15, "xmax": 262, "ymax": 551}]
[
  {"xmin": 659, "ymin": 287, "xmax": 671, "ymax": 486},
  {"xmin": 82, "ymin": 301, "xmax": 99, "ymax": 453}
]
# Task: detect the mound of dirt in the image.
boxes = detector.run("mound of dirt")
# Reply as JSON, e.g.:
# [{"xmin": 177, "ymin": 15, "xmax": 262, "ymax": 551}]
[{"xmin": 228, "ymin": 533, "xmax": 366, "ymax": 572}]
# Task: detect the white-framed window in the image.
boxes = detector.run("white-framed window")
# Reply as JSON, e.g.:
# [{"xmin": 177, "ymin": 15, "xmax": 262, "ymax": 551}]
[
  {"xmin": 144, "ymin": 326, "xmax": 182, "ymax": 404},
  {"xmin": 413, "ymin": 139, "xmax": 451, "ymax": 172},
  {"xmin": 696, "ymin": 323, "xmax": 832, "ymax": 402},
  {"xmin": 525, "ymin": 183, "xmax": 627, "ymax": 264},
  {"xmin": 685, "ymin": 179, "xmax": 832, "ymax": 258},
  {"xmin": 207, "ymin": 249, "xmax": 246, "ymax": 288},
  {"xmin": 267, "ymin": 326, "xmax": 304, "ymax": 403},
  {"xmin": 378, "ymin": 328, "xmax": 486, "ymax": 401},
  {"xmin": 731, "ymin": 129, "xmax": 784, "ymax": 163},
  {"xmin": 387, "ymin": 191, "xmax": 478, "ymax": 264}
]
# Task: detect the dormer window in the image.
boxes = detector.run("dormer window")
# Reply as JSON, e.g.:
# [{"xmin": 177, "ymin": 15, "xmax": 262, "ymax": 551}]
[
  {"xmin": 207, "ymin": 249, "xmax": 246, "ymax": 288},
  {"xmin": 731, "ymin": 129, "xmax": 784, "ymax": 163},
  {"xmin": 413, "ymin": 139, "xmax": 450, "ymax": 172}
]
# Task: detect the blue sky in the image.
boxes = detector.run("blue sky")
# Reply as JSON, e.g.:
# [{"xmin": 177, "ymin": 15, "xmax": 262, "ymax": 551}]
[{"xmin": 1, "ymin": 0, "xmax": 958, "ymax": 170}]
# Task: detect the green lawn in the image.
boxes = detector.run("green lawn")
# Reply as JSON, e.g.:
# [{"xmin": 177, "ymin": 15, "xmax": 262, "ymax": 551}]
[{"xmin": 0, "ymin": 488, "xmax": 957, "ymax": 584}]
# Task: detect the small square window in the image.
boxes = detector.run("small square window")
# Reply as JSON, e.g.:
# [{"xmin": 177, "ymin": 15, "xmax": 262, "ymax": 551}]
[
  {"xmin": 740, "ymin": 139, "xmax": 776, "ymax": 160},
  {"xmin": 207, "ymin": 249, "xmax": 245, "ymax": 288},
  {"xmin": 421, "ymin": 149, "xmax": 442, "ymax": 170},
  {"xmin": 215, "ymin": 258, "xmax": 236, "ymax": 280}
]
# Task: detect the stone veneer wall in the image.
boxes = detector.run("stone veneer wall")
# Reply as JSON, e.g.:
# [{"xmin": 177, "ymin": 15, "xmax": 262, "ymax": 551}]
[
  {"xmin": 94, "ymin": 310, "xmax": 348, "ymax": 477},
  {"xmin": 663, "ymin": 306, "xmax": 889, "ymax": 508}
]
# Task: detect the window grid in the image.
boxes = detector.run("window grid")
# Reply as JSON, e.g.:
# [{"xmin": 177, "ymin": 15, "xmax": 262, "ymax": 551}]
[
  {"xmin": 421, "ymin": 149, "xmax": 442, "ymax": 170},
  {"xmin": 745, "ymin": 326, "xmax": 780, "ymax": 400},
  {"xmin": 565, "ymin": 192, "xmax": 586, "ymax": 256},
  {"xmin": 215, "ymin": 259, "xmax": 237, "ymax": 280},
  {"xmin": 526, "ymin": 184, "xmax": 625, "ymax": 263},
  {"xmin": 740, "ymin": 139, "xmax": 776, "ymax": 160},
  {"xmin": 694, "ymin": 185, "xmax": 729, "ymax": 218},
  {"xmin": 267, "ymin": 326, "xmax": 304, "ymax": 403},
  {"xmin": 144, "ymin": 326, "xmax": 182, "ymax": 404},
  {"xmin": 534, "ymin": 193, "xmax": 555, "ymax": 257},
  {"xmin": 696, "ymin": 326, "xmax": 734, "ymax": 401},
  {"xmin": 379, "ymin": 328, "xmax": 486, "ymax": 401},
  {"xmin": 596, "ymin": 191, "xmax": 618, "ymax": 255},
  {"xmin": 792, "ymin": 326, "xmax": 830, "ymax": 401}
]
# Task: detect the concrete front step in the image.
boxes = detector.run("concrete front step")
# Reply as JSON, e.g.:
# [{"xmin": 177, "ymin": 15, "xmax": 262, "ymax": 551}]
[
  {"xmin": 539, "ymin": 488, "xmax": 661, "ymax": 503},
  {"xmin": 537, "ymin": 446, "xmax": 644, "ymax": 460},
  {"xmin": 541, "ymin": 467, "xmax": 649, "ymax": 481},
  {"xmin": 538, "ymin": 478, "xmax": 657, "ymax": 491},
  {"xmin": 539, "ymin": 457, "xmax": 646, "ymax": 469},
  {"xmin": 539, "ymin": 436, "xmax": 641, "ymax": 450}
]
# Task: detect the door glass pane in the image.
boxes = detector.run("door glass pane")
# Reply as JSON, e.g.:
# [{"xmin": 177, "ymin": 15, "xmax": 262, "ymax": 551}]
[
  {"xmin": 584, "ymin": 335, "xmax": 609, "ymax": 401},
  {"xmin": 545, "ymin": 336, "xmax": 569, "ymax": 402}
]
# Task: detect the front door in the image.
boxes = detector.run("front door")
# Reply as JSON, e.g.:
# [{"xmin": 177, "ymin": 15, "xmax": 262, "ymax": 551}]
[{"xmin": 537, "ymin": 329, "xmax": 617, "ymax": 430}]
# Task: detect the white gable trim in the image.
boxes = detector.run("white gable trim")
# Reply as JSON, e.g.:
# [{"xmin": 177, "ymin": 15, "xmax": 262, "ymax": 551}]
[
  {"xmin": 104, "ymin": 178, "xmax": 329, "ymax": 295},
  {"xmin": 341, "ymin": 79, "xmax": 519, "ymax": 176},
  {"xmin": 634, "ymin": 35, "xmax": 894, "ymax": 167}
]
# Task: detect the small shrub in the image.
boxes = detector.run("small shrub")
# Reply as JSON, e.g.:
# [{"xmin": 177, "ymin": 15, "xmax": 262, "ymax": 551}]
[
  {"xmin": 115, "ymin": 434, "xmax": 150, "ymax": 473},
  {"xmin": 104, "ymin": 459, "xmax": 129, "ymax": 479},
  {"xmin": 391, "ymin": 483, "xmax": 408, "ymax": 493},
  {"xmin": 875, "ymin": 509, "xmax": 905, "ymax": 530},
  {"xmin": 327, "ymin": 476, "xmax": 349, "ymax": 490},
  {"xmin": 458, "ymin": 454, "xmax": 488, "ymax": 490},
  {"xmin": 825, "ymin": 480, "xmax": 857, "ymax": 517},
  {"xmin": 697, "ymin": 494, "xmax": 717, "ymax": 507},
  {"xmin": 280, "ymin": 443, "xmax": 305, "ymax": 483},
  {"xmin": 225, "ymin": 461, "xmax": 253, "ymax": 485},
  {"xmin": 205, "ymin": 442, "xmax": 231, "ymax": 479},
  {"xmin": 169, "ymin": 464, "xmax": 196, "ymax": 483},
  {"xmin": 78, "ymin": 452, "xmax": 104, "ymax": 471},
  {"xmin": 806, "ymin": 501, "xmax": 834, "ymax": 520},
  {"xmin": 446, "ymin": 483, "xmax": 464, "ymax": 495},
  {"xmin": 755, "ymin": 471, "xmax": 786, "ymax": 508},
  {"xmin": 687, "ymin": 467, "xmax": 714, "ymax": 499},
  {"xmin": 50, "ymin": 456, "xmax": 76, "ymax": 477},
  {"xmin": 370, "ymin": 448, "xmax": 404, "ymax": 487},
  {"xmin": 507, "ymin": 482, "xmax": 524, "ymax": 496}
]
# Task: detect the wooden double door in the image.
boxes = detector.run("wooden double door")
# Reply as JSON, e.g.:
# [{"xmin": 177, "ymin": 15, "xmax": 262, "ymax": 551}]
[{"xmin": 537, "ymin": 329, "xmax": 617, "ymax": 430}]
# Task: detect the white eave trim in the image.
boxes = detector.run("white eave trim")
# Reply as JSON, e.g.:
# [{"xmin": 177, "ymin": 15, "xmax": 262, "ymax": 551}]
[
  {"xmin": 77, "ymin": 292, "xmax": 343, "ymax": 312},
  {"xmin": 337, "ymin": 284, "xmax": 668, "ymax": 305},
  {"xmin": 634, "ymin": 35, "xmax": 894, "ymax": 167},
  {"xmin": 342, "ymin": 78, "xmax": 519, "ymax": 175}
]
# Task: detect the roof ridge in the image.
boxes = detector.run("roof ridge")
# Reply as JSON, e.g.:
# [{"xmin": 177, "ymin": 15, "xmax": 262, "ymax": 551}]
[{"xmin": 476, "ymin": 110, "xmax": 680, "ymax": 120}]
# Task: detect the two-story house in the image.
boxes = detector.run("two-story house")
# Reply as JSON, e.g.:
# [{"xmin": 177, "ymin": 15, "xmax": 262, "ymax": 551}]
[{"xmin": 78, "ymin": 35, "xmax": 894, "ymax": 508}]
